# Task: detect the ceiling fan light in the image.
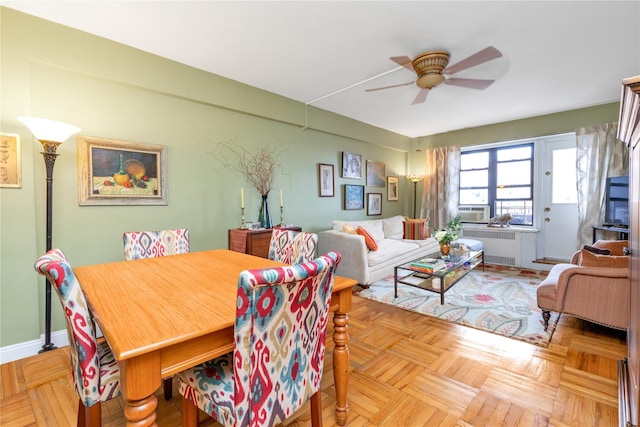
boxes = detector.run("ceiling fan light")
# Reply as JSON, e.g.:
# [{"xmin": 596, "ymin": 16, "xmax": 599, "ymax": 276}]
[
  {"xmin": 412, "ymin": 50, "xmax": 450, "ymax": 89},
  {"xmin": 416, "ymin": 73, "xmax": 445, "ymax": 89}
]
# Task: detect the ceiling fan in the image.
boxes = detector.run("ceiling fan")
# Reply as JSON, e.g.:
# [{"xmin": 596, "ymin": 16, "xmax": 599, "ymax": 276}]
[{"xmin": 365, "ymin": 46, "xmax": 503, "ymax": 105}]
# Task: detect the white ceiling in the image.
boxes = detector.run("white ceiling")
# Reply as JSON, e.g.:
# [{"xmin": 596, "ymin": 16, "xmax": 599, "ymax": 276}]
[{"xmin": 4, "ymin": 1, "xmax": 640, "ymax": 138}]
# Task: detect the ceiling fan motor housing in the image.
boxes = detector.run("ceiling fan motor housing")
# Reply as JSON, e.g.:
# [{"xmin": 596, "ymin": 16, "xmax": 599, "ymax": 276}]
[{"xmin": 412, "ymin": 50, "xmax": 450, "ymax": 89}]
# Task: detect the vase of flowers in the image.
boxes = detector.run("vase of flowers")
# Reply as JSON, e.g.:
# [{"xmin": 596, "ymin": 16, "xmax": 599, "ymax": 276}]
[{"xmin": 434, "ymin": 215, "xmax": 462, "ymax": 256}]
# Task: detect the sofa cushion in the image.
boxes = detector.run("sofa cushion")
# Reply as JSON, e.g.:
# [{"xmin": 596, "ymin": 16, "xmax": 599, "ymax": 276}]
[
  {"xmin": 333, "ymin": 219, "xmax": 385, "ymax": 241},
  {"xmin": 357, "ymin": 226, "xmax": 378, "ymax": 251},
  {"xmin": 367, "ymin": 239, "xmax": 420, "ymax": 267},
  {"xmin": 403, "ymin": 218, "xmax": 428, "ymax": 240},
  {"xmin": 343, "ymin": 225, "xmax": 357, "ymax": 235},
  {"xmin": 593, "ymin": 239, "xmax": 628, "ymax": 256},
  {"xmin": 382, "ymin": 215, "xmax": 405, "ymax": 239},
  {"xmin": 578, "ymin": 249, "xmax": 629, "ymax": 268}
]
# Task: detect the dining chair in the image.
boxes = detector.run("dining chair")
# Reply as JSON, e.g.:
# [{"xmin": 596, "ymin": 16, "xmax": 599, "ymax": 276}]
[
  {"xmin": 268, "ymin": 228, "xmax": 318, "ymax": 264},
  {"xmin": 34, "ymin": 248, "xmax": 120, "ymax": 427},
  {"xmin": 177, "ymin": 251, "xmax": 341, "ymax": 427},
  {"xmin": 122, "ymin": 227, "xmax": 190, "ymax": 400}
]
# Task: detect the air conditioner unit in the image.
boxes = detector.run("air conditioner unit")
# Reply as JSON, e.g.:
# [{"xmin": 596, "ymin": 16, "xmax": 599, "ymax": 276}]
[{"xmin": 458, "ymin": 205, "xmax": 490, "ymax": 223}]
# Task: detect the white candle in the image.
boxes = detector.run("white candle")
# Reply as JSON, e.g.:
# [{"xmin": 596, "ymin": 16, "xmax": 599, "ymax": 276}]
[
  {"xmin": 240, "ymin": 188, "xmax": 244, "ymax": 209},
  {"xmin": 280, "ymin": 189, "xmax": 283, "ymax": 207}
]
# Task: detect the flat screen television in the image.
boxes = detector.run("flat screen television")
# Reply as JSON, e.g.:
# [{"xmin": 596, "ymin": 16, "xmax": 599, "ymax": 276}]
[{"xmin": 604, "ymin": 175, "xmax": 629, "ymax": 227}]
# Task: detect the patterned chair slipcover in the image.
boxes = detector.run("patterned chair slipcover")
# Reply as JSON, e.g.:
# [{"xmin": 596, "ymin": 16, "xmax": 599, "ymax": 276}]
[
  {"xmin": 268, "ymin": 229, "xmax": 318, "ymax": 265},
  {"xmin": 123, "ymin": 228, "xmax": 190, "ymax": 400},
  {"xmin": 177, "ymin": 251, "xmax": 341, "ymax": 427},
  {"xmin": 34, "ymin": 249, "xmax": 120, "ymax": 426},
  {"xmin": 123, "ymin": 228, "xmax": 190, "ymax": 260}
]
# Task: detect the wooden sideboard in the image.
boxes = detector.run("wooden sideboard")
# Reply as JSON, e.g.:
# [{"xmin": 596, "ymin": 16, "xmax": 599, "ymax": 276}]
[{"xmin": 228, "ymin": 226, "xmax": 302, "ymax": 259}]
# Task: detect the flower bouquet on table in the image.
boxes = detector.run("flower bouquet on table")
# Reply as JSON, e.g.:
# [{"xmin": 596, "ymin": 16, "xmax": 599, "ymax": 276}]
[{"xmin": 433, "ymin": 215, "xmax": 462, "ymax": 256}]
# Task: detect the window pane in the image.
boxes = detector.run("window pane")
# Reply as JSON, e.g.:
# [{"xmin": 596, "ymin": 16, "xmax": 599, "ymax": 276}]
[
  {"xmin": 461, "ymin": 152, "xmax": 488, "ymax": 169},
  {"xmin": 496, "ymin": 186, "xmax": 531, "ymax": 199},
  {"xmin": 552, "ymin": 148, "xmax": 577, "ymax": 204},
  {"xmin": 497, "ymin": 146, "xmax": 531, "ymax": 161},
  {"xmin": 460, "ymin": 189, "xmax": 487, "ymax": 204},
  {"xmin": 460, "ymin": 170, "xmax": 488, "ymax": 187},
  {"xmin": 497, "ymin": 160, "xmax": 531, "ymax": 186},
  {"xmin": 495, "ymin": 200, "xmax": 533, "ymax": 225}
]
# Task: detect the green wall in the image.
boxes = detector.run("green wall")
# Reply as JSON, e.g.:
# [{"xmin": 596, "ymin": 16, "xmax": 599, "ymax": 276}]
[{"xmin": 0, "ymin": 8, "xmax": 619, "ymax": 349}]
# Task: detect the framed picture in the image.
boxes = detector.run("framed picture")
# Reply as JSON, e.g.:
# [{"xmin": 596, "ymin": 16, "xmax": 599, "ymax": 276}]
[
  {"xmin": 387, "ymin": 176, "xmax": 399, "ymax": 201},
  {"xmin": 367, "ymin": 193, "xmax": 382, "ymax": 216},
  {"xmin": 344, "ymin": 184, "xmax": 364, "ymax": 210},
  {"xmin": 366, "ymin": 160, "xmax": 386, "ymax": 187},
  {"xmin": 0, "ymin": 132, "xmax": 21, "ymax": 188},
  {"xmin": 318, "ymin": 163, "xmax": 334, "ymax": 197},
  {"xmin": 77, "ymin": 135, "xmax": 168, "ymax": 206},
  {"xmin": 342, "ymin": 152, "xmax": 362, "ymax": 179}
]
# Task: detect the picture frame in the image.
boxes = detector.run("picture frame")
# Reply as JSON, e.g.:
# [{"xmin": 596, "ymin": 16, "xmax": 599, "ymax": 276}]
[
  {"xmin": 77, "ymin": 135, "xmax": 168, "ymax": 206},
  {"xmin": 342, "ymin": 151, "xmax": 362, "ymax": 179},
  {"xmin": 367, "ymin": 192, "xmax": 382, "ymax": 216},
  {"xmin": 318, "ymin": 163, "xmax": 334, "ymax": 197},
  {"xmin": 344, "ymin": 184, "xmax": 364, "ymax": 210},
  {"xmin": 387, "ymin": 176, "xmax": 399, "ymax": 201},
  {"xmin": 366, "ymin": 160, "xmax": 386, "ymax": 187},
  {"xmin": 0, "ymin": 132, "xmax": 21, "ymax": 188}
]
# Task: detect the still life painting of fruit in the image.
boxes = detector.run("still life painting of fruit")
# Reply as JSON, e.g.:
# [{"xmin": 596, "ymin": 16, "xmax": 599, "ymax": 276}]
[{"xmin": 90, "ymin": 148, "xmax": 158, "ymax": 196}]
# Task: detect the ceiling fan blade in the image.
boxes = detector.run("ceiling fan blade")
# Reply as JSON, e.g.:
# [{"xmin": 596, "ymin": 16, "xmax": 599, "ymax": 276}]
[
  {"xmin": 444, "ymin": 78, "xmax": 495, "ymax": 90},
  {"xmin": 443, "ymin": 46, "xmax": 502, "ymax": 75},
  {"xmin": 411, "ymin": 89, "xmax": 429, "ymax": 105},
  {"xmin": 365, "ymin": 80, "xmax": 415, "ymax": 92},
  {"xmin": 390, "ymin": 56, "xmax": 414, "ymax": 70}
]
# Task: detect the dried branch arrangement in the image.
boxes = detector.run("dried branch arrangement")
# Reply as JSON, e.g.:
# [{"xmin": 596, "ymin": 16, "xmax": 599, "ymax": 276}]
[{"xmin": 209, "ymin": 138, "xmax": 287, "ymax": 196}]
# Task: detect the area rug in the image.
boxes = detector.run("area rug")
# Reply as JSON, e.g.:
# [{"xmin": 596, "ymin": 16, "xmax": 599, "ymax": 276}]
[{"xmin": 354, "ymin": 264, "xmax": 560, "ymax": 347}]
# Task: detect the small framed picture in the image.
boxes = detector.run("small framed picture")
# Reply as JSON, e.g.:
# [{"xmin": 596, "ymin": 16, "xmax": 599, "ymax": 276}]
[
  {"xmin": 344, "ymin": 184, "xmax": 364, "ymax": 210},
  {"xmin": 387, "ymin": 176, "xmax": 399, "ymax": 201},
  {"xmin": 367, "ymin": 193, "xmax": 382, "ymax": 216},
  {"xmin": 342, "ymin": 152, "xmax": 362, "ymax": 179},
  {"xmin": 366, "ymin": 160, "xmax": 385, "ymax": 187},
  {"xmin": 318, "ymin": 163, "xmax": 334, "ymax": 197},
  {"xmin": 0, "ymin": 132, "xmax": 21, "ymax": 188}
]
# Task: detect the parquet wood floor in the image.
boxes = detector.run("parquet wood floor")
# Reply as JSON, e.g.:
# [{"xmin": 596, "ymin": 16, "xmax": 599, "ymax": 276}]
[{"xmin": 0, "ymin": 295, "xmax": 626, "ymax": 426}]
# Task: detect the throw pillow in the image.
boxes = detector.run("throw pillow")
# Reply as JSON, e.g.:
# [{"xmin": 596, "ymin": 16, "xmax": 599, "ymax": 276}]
[
  {"xmin": 578, "ymin": 249, "xmax": 629, "ymax": 268},
  {"xmin": 592, "ymin": 240, "xmax": 628, "ymax": 256},
  {"xmin": 357, "ymin": 226, "xmax": 378, "ymax": 251},
  {"xmin": 582, "ymin": 245, "xmax": 611, "ymax": 256},
  {"xmin": 343, "ymin": 225, "xmax": 357, "ymax": 235},
  {"xmin": 403, "ymin": 218, "xmax": 428, "ymax": 240}
]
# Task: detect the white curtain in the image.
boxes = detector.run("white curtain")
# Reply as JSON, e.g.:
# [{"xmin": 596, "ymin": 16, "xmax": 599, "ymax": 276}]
[
  {"xmin": 421, "ymin": 146, "xmax": 460, "ymax": 230},
  {"xmin": 576, "ymin": 122, "xmax": 628, "ymax": 247}
]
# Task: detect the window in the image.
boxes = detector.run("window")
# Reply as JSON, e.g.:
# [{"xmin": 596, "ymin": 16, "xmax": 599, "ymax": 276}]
[{"xmin": 459, "ymin": 143, "xmax": 534, "ymax": 225}]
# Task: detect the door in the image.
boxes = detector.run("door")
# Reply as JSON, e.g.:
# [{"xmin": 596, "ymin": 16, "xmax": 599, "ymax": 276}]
[{"xmin": 542, "ymin": 135, "xmax": 579, "ymax": 260}]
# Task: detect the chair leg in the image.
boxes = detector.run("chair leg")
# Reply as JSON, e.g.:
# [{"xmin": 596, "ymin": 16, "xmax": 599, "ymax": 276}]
[
  {"xmin": 163, "ymin": 377, "xmax": 173, "ymax": 400},
  {"xmin": 542, "ymin": 310, "xmax": 551, "ymax": 331},
  {"xmin": 310, "ymin": 390, "xmax": 323, "ymax": 427},
  {"xmin": 182, "ymin": 395, "xmax": 200, "ymax": 427},
  {"xmin": 77, "ymin": 399, "xmax": 101, "ymax": 427}
]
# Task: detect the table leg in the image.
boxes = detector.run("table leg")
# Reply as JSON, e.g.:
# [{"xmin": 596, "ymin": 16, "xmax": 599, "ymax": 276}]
[
  {"xmin": 120, "ymin": 354, "xmax": 161, "ymax": 426},
  {"xmin": 332, "ymin": 310, "xmax": 350, "ymax": 426}
]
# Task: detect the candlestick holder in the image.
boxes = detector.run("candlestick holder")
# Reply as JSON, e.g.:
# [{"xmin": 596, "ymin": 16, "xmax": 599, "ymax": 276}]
[
  {"xmin": 278, "ymin": 206, "xmax": 284, "ymax": 227},
  {"xmin": 240, "ymin": 207, "xmax": 246, "ymax": 229}
]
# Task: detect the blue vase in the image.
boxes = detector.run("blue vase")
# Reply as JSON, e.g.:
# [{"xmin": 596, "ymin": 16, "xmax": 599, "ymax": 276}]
[{"xmin": 258, "ymin": 194, "xmax": 272, "ymax": 229}]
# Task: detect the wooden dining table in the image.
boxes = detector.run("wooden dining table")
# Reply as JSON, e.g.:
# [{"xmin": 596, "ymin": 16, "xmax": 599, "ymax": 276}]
[{"xmin": 73, "ymin": 249, "xmax": 355, "ymax": 426}]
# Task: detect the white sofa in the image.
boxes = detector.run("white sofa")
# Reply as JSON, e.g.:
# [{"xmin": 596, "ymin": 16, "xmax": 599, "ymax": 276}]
[{"xmin": 317, "ymin": 215, "xmax": 440, "ymax": 285}]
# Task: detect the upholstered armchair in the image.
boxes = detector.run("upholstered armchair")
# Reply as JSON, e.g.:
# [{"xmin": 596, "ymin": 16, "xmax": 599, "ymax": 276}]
[
  {"xmin": 537, "ymin": 240, "xmax": 630, "ymax": 331},
  {"xmin": 268, "ymin": 228, "xmax": 318, "ymax": 264},
  {"xmin": 177, "ymin": 251, "xmax": 341, "ymax": 427},
  {"xmin": 123, "ymin": 228, "xmax": 190, "ymax": 400},
  {"xmin": 34, "ymin": 249, "xmax": 120, "ymax": 427}
]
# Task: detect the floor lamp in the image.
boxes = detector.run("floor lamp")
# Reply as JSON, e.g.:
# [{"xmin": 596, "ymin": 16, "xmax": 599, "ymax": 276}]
[
  {"xmin": 18, "ymin": 117, "xmax": 81, "ymax": 353},
  {"xmin": 406, "ymin": 174, "xmax": 424, "ymax": 219}
]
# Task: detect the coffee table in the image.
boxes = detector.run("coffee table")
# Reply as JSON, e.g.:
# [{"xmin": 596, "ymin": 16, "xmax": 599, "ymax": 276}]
[{"xmin": 394, "ymin": 250, "xmax": 484, "ymax": 304}]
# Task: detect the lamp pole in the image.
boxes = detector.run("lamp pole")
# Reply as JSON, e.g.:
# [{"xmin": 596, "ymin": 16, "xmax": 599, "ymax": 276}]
[
  {"xmin": 406, "ymin": 174, "xmax": 425, "ymax": 219},
  {"xmin": 18, "ymin": 117, "xmax": 80, "ymax": 353},
  {"xmin": 40, "ymin": 140, "xmax": 62, "ymax": 352}
]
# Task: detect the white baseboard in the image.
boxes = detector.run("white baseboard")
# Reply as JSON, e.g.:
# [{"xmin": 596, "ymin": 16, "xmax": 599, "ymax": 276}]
[{"xmin": 0, "ymin": 329, "xmax": 69, "ymax": 364}]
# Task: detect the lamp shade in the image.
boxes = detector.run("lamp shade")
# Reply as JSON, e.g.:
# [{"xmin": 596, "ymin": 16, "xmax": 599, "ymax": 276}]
[{"xmin": 18, "ymin": 117, "xmax": 81, "ymax": 142}]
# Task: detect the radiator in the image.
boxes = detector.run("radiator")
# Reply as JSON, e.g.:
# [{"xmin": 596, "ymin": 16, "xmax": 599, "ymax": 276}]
[{"xmin": 462, "ymin": 228, "xmax": 522, "ymax": 266}]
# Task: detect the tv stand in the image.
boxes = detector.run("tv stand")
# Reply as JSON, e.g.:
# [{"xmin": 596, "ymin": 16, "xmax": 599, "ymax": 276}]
[{"xmin": 592, "ymin": 225, "xmax": 629, "ymax": 243}]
